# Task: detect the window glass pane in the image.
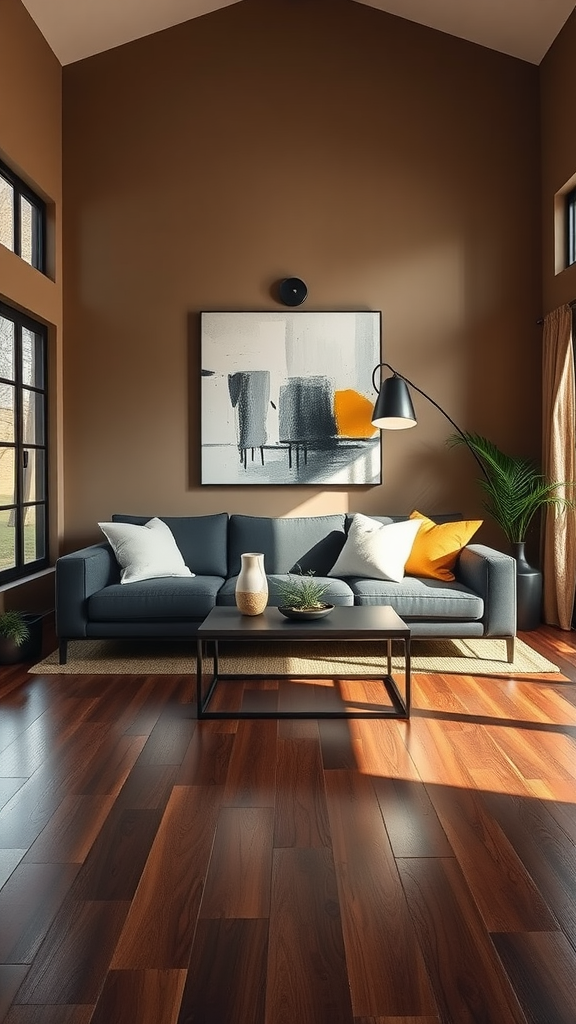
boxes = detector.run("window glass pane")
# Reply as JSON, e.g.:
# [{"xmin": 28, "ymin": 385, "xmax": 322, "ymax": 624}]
[
  {"xmin": 23, "ymin": 449, "xmax": 44, "ymax": 502},
  {"xmin": 0, "ymin": 384, "xmax": 15, "ymax": 442},
  {"xmin": 20, "ymin": 195, "xmax": 33, "ymax": 265},
  {"xmin": 24, "ymin": 504, "xmax": 45, "ymax": 563},
  {"xmin": 22, "ymin": 328, "xmax": 44, "ymax": 388},
  {"xmin": 0, "ymin": 315, "xmax": 15, "ymax": 381},
  {"xmin": 22, "ymin": 390, "xmax": 45, "ymax": 445},
  {"xmin": 0, "ymin": 448, "xmax": 15, "ymax": 505},
  {"xmin": 0, "ymin": 174, "xmax": 14, "ymax": 252},
  {"xmin": 0, "ymin": 508, "xmax": 16, "ymax": 571}
]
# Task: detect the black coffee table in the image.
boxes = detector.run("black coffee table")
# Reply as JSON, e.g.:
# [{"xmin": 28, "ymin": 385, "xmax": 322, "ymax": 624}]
[{"xmin": 196, "ymin": 605, "xmax": 411, "ymax": 720}]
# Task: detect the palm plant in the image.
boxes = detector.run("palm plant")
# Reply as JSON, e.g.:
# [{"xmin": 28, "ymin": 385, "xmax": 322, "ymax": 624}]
[
  {"xmin": 0, "ymin": 610, "xmax": 30, "ymax": 646},
  {"xmin": 447, "ymin": 431, "xmax": 575, "ymax": 544}
]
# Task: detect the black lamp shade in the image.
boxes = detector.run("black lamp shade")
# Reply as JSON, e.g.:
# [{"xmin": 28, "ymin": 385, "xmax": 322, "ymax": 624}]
[{"xmin": 371, "ymin": 374, "xmax": 417, "ymax": 429}]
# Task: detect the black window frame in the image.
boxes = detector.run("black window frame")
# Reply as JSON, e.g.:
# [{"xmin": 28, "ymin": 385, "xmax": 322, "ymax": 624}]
[
  {"xmin": 0, "ymin": 300, "xmax": 49, "ymax": 584},
  {"xmin": 0, "ymin": 157, "xmax": 46, "ymax": 273}
]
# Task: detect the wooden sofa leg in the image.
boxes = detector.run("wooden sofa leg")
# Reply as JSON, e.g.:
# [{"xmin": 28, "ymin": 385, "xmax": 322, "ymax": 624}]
[
  {"xmin": 59, "ymin": 640, "xmax": 68, "ymax": 665},
  {"xmin": 505, "ymin": 637, "xmax": 515, "ymax": 663}
]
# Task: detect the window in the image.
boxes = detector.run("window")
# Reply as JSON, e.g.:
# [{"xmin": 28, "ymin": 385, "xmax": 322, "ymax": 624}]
[
  {"xmin": 0, "ymin": 302, "xmax": 48, "ymax": 583},
  {"xmin": 0, "ymin": 158, "xmax": 45, "ymax": 272},
  {"xmin": 567, "ymin": 187, "xmax": 576, "ymax": 269}
]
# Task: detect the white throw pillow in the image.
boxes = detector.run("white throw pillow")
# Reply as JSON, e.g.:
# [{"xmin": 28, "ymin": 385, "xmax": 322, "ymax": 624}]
[
  {"xmin": 98, "ymin": 517, "xmax": 194, "ymax": 584},
  {"xmin": 328, "ymin": 514, "xmax": 421, "ymax": 583}
]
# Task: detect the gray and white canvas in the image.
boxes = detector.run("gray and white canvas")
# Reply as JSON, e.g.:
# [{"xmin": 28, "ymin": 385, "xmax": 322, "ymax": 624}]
[{"xmin": 200, "ymin": 310, "xmax": 381, "ymax": 485}]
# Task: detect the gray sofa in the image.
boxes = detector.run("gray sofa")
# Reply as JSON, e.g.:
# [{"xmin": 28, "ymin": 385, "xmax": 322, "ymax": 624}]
[{"xmin": 55, "ymin": 512, "xmax": 517, "ymax": 664}]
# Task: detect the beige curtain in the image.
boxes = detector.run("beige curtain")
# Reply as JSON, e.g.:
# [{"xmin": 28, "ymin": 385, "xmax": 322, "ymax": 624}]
[{"xmin": 542, "ymin": 304, "xmax": 576, "ymax": 629}]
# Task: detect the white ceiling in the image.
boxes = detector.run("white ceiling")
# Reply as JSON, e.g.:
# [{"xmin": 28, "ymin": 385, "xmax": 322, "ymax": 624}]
[{"xmin": 20, "ymin": 0, "xmax": 576, "ymax": 67}]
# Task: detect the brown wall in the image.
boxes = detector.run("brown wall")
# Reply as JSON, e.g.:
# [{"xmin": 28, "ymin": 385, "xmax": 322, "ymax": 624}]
[
  {"xmin": 540, "ymin": 7, "xmax": 576, "ymax": 313},
  {"xmin": 62, "ymin": 0, "xmax": 542, "ymax": 550},
  {"xmin": 0, "ymin": 0, "xmax": 62, "ymax": 610}
]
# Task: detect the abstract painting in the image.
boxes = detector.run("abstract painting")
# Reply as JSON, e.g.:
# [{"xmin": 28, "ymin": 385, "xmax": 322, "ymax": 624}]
[{"xmin": 200, "ymin": 310, "xmax": 381, "ymax": 485}]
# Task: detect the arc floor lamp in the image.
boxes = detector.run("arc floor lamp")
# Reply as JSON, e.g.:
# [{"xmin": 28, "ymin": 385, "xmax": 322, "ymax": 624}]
[{"xmin": 370, "ymin": 362, "xmax": 489, "ymax": 481}]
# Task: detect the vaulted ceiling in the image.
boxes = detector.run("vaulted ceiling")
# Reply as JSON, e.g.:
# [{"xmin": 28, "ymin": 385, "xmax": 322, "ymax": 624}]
[{"xmin": 20, "ymin": 0, "xmax": 576, "ymax": 67}]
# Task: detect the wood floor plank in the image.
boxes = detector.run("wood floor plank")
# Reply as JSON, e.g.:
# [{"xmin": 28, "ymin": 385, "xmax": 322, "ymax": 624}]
[
  {"xmin": 222, "ymin": 720, "xmax": 277, "ymax": 807},
  {"xmin": 22, "ymin": 793, "xmax": 115, "ymax": 864},
  {"xmin": 0, "ymin": 778, "xmax": 26, "ymax": 811},
  {"xmin": 481, "ymin": 789, "xmax": 576, "ymax": 946},
  {"xmin": 70, "ymin": 734, "xmax": 147, "ymax": 796},
  {"xmin": 428, "ymin": 783, "xmax": 559, "ymax": 931},
  {"xmin": 324, "ymin": 770, "xmax": 437, "ymax": 1018},
  {"xmin": 13, "ymin": 899, "xmax": 130, "ymax": 1004},
  {"xmin": 0, "ymin": 698, "xmax": 98, "ymax": 778},
  {"xmin": 199, "ymin": 806, "xmax": 273, "ymax": 918},
  {"xmin": 348, "ymin": 717, "xmax": 419, "ymax": 780},
  {"xmin": 111, "ymin": 784, "xmax": 221, "ymax": 968},
  {"xmin": 113, "ymin": 763, "xmax": 180, "ymax": 811},
  {"xmin": 397, "ymin": 856, "xmax": 529, "ymax": 1024},
  {"xmin": 274, "ymin": 736, "xmax": 331, "ymax": 848},
  {"xmin": 4, "ymin": 1006, "xmax": 94, "ymax": 1024},
  {"xmin": 0, "ymin": 967, "xmax": 29, "ymax": 1022},
  {"xmin": 135, "ymin": 715, "xmax": 197, "ymax": 766},
  {"xmin": 318, "ymin": 718, "xmax": 358, "ymax": 770},
  {"xmin": 371, "ymin": 777, "xmax": 452, "ymax": 858},
  {"xmin": 90, "ymin": 968, "xmax": 186, "ymax": 1024},
  {"xmin": 354, "ymin": 1018, "xmax": 441, "ymax": 1024},
  {"xmin": 68, "ymin": 807, "xmax": 162, "ymax": 900},
  {"xmin": 176, "ymin": 728, "xmax": 234, "ymax": 785},
  {"xmin": 492, "ymin": 929, "xmax": 576, "ymax": 1024},
  {"xmin": 0, "ymin": 862, "xmax": 79, "ymax": 964},
  {"xmin": 265, "ymin": 847, "xmax": 354, "ymax": 1024},
  {"xmin": 0, "ymin": 848, "xmax": 25, "ymax": 888},
  {"xmin": 177, "ymin": 918, "xmax": 268, "ymax": 1024}
]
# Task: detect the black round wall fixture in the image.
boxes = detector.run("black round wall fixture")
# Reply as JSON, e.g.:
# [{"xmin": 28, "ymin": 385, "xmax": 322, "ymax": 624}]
[{"xmin": 279, "ymin": 277, "xmax": 308, "ymax": 306}]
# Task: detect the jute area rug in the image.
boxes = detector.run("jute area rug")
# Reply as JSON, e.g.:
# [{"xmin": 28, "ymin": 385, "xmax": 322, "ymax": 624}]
[{"xmin": 29, "ymin": 636, "xmax": 559, "ymax": 676}]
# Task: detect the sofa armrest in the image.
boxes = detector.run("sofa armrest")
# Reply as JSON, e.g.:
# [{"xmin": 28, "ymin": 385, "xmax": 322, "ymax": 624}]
[
  {"xmin": 55, "ymin": 542, "xmax": 119, "ymax": 638},
  {"xmin": 455, "ymin": 543, "xmax": 516, "ymax": 636}
]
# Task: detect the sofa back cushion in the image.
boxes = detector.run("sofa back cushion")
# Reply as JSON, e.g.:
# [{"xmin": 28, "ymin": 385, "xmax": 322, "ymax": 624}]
[
  {"xmin": 228, "ymin": 514, "xmax": 347, "ymax": 576},
  {"xmin": 112, "ymin": 513, "xmax": 228, "ymax": 577}
]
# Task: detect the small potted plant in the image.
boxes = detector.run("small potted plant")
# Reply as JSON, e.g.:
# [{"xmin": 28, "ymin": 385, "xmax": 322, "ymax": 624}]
[
  {"xmin": 274, "ymin": 566, "xmax": 334, "ymax": 620},
  {"xmin": 0, "ymin": 610, "xmax": 43, "ymax": 664}
]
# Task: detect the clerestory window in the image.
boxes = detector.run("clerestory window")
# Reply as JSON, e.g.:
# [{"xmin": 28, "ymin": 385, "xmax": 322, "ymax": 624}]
[{"xmin": 0, "ymin": 157, "xmax": 46, "ymax": 272}]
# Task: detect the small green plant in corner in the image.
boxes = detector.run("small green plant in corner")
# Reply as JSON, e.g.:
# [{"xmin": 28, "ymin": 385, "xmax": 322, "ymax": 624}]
[
  {"xmin": 274, "ymin": 565, "xmax": 332, "ymax": 610},
  {"xmin": 0, "ymin": 610, "xmax": 30, "ymax": 646}
]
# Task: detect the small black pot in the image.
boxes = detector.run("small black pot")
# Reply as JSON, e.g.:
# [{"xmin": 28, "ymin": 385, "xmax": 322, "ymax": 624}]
[{"xmin": 0, "ymin": 613, "xmax": 44, "ymax": 665}]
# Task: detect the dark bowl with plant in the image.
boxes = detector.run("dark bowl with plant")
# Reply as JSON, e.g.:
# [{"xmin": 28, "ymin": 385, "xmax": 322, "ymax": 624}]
[{"xmin": 274, "ymin": 567, "xmax": 334, "ymax": 619}]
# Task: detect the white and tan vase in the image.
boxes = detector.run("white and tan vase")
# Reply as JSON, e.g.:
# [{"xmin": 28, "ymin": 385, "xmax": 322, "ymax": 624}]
[{"xmin": 235, "ymin": 552, "xmax": 268, "ymax": 615}]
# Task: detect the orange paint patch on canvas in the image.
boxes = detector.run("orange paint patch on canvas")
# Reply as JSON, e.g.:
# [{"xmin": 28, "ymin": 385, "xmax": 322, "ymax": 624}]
[{"xmin": 334, "ymin": 390, "xmax": 377, "ymax": 438}]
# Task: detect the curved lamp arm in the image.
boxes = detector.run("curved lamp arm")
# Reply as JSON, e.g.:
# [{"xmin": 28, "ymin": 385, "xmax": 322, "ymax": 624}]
[{"xmin": 371, "ymin": 362, "xmax": 490, "ymax": 482}]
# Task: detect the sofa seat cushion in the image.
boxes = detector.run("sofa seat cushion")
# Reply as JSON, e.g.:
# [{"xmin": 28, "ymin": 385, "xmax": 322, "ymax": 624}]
[
  {"xmin": 349, "ymin": 576, "xmax": 484, "ymax": 620},
  {"xmin": 217, "ymin": 575, "xmax": 355, "ymax": 607},
  {"xmin": 88, "ymin": 575, "xmax": 225, "ymax": 621}
]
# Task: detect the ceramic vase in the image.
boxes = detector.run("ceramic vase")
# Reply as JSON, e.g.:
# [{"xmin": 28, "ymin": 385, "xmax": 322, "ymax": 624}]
[
  {"xmin": 512, "ymin": 541, "xmax": 542, "ymax": 631},
  {"xmin": 235, "ymin": 552, "xmax": 268, "ymax": 616}
]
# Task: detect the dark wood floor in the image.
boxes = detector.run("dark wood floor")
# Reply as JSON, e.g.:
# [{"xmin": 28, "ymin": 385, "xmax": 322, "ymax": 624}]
[{"xmin": 1, "ymin": 625, "xmax": 576, "ymax": 1023}]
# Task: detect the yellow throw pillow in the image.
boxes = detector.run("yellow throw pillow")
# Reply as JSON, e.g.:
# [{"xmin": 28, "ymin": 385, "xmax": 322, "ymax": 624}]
[{"xmin": 405, "ymin": 511, "xmax": 482, "ymax": 581}]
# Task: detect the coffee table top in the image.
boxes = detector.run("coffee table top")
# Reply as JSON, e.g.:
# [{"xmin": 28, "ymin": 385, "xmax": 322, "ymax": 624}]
[{"xmin": 199, "ymin": 605, "xmax": 410, "ymax": 641}]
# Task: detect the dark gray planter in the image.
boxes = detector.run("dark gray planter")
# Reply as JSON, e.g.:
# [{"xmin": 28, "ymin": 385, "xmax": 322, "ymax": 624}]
[
  {"xmin": 0, "ymin": 613, "xmax": 43, "ymax": 664},
  {"xmin": 512, "ymin": 542, "xmax": 542, "ymax": 632}
]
